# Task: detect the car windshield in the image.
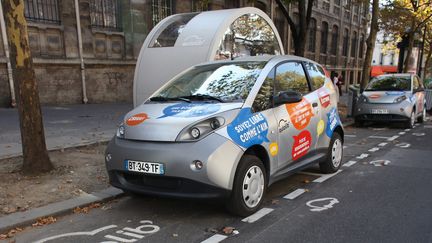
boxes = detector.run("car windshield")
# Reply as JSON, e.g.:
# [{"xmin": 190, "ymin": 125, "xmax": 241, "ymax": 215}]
[
  {"xmin": 149, "ymin": 62, "xmax": 266, "ymax": 103},
  {"xmin": 365, "ymin": 76, "xmax": 411, "ymax": 91}
]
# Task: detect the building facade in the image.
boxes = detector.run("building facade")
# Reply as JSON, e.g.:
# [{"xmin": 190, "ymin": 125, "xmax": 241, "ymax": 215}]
[
  {"xmin": 0, "ymin": 0, "xmax": 368, "ymax": 107},
  {"xmin": 372, "ymin": 32, "xmax": 399, "ymax": 67}
]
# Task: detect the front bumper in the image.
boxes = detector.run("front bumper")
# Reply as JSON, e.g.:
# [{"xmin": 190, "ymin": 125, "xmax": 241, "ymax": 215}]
[
  {"xmin": 105, "ymin": 133, "xmax": 243, "ymax": 198},
  {"xmin": 354, "ymin": 101, "xmax": 412, "ymax": 122}
]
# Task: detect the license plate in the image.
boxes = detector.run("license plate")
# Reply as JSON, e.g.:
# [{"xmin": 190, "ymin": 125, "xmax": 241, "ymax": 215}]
[
  {"xmin": 371, "ymin": 109, "xmax": 389, "ymax": 114},
  {"xmin": 125, "ymin": 160, "xmax": 164, "ymax": 175}
]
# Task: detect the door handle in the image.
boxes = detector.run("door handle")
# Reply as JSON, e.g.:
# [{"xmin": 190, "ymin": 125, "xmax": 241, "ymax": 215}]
[{"xmin": 312, "ymin": 102, "xmax": 318, "ymax": 107}]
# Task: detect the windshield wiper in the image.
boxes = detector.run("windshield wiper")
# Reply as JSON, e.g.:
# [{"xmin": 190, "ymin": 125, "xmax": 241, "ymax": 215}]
[
  {"xmin": 178, "ymin": 94, "xmax": 225, "ymax": 103},
  {"xmin": 149, "ymin": 96, "xmax": 191, "ymax": 103}
]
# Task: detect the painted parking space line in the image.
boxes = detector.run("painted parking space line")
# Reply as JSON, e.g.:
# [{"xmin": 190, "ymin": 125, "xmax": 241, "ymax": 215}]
[
  {"xmin": 369, "ymin": 136, "xmax": 391, "ymax": 139},
  {"xmin": 404, "ymin": 129, "xmax": 411, "ymax": 131},
  {"xmin": 368, "ymin": 147, "xmax": 380, "ymax": 152},
  {"xmin": 242, "ymin": 208, "xmax": 274, "ymax": 223},
  {"xmin": 399, "ymin": 132, "xmax": 406, "ymax": 135},
  {"xmin": 345, "ymin": 134, "xmax": 357, "ymax": 137},
  {"xmin": 343, "ymin": 161, "xmax": 357, "ymax": 167},
  {"xmin": 283, "ymin": 189, "xmax": 306, "ymax": 200},
  {"xmin": 201, "ymin": 234, "xmax": 228, "ymax": 243},
  {"xmin": 387, "ymin": 135, "xmax": 399, "ymax": 141},
  {"xmin": 313, "ymin": 170, "xmax": 342, "ymax": 183},
  {"xmin": 356, "ymin": 153, "xmax": 369, "ymax": 159},
  {"xmin": 378, "ymin": 142, "xmax": 388, "ymax": 147}
]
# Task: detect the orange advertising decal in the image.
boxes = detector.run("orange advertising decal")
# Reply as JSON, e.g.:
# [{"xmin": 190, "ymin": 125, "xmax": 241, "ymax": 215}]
[
  {"xmin": 285, "ymin": 98, "xmax": 314, "ymax": 130},
  {"xmin": 369, "ymin": 94, "xmax": 381, "ymax": 99},
  {"xmin": 126, "ymin": 113, "xmax": 149, "ymax": 126}
]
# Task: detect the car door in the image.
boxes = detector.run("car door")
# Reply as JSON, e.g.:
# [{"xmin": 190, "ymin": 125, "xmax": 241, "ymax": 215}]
[
  {"xmin": 271, "ymin": 61, "xmax": 319, "ymax": 169},
  {"xmin": 413, "ymin": 76, "xmax": 425, "ymax": 114}
]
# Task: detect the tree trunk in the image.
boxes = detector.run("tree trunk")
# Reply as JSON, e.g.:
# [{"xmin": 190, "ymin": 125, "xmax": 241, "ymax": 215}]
[
  {"xmin": 3, "ymin": 0, "xmax": 53, "ymax": 174},
  {"xmin": 403, "ymin": 20, "xmax": 416, "ymax": 73},
  {"xmin": 360, "ymin": 0, "xmax": 379, "ymax": 91}
]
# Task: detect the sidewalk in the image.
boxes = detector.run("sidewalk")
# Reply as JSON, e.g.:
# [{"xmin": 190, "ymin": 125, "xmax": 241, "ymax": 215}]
[{"xmin": 0, "ymin": 103, "xmax": 132, "ymax": 159}]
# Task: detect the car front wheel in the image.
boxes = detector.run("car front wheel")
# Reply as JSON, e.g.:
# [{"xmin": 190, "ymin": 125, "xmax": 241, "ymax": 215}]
[
  {"xmin": 227, "ymin": 155, "xmax": 266, "ymax": 217},
  {"xmin": 418, "ymin": 105, "xmax": 427, "ymax": 123},
  {"xmin": 320, "ymin": 132, "xmax": 343, "ymax": 173},
  {"xmin": 405, "ymin": 110, "xmax": 416, "ymax": 128}
]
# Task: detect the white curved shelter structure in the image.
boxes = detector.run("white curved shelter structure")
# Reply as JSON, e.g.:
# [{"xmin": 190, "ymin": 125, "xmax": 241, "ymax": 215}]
[{"xmin": 133, "ymin": 7, "xmax": 285, "ymax": 106}]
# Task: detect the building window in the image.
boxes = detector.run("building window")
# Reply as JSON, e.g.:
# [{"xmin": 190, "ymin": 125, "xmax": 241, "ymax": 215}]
[
  {"xmin": 331, "ymin": 25, "xmax": 339, "ymax": 55},
  {"xmin": 334, "ymin": 0, "xmax": 341, "ymax": 5},
  {"xmin": 342, "ymin": 28, "xmax": 349, "ymax": 56},
  {"xmin": 152, "ymin": 0, "xmax": 172, "ymax": 26},
  {"xmin": 320, "ymin": 22, "xmax": 328, "ymax": 54},
  {"xmin": 379, "ymin": 53, "xmax": 384, "ymax": 65},
  {"xmin": 90, "ymin": 0, "xmax": 121, "ymax": 31},
  {"xmin": 24, "ymin": 0, "xmax": 60, "ymax": 24},
  {"xmin": 359, "ymin": 34, "xmax": 365, "ymax": 58},
  {"xmin": 308, "ymin": 18, "xmax": 317, "ymax": 52},
  {"xmin": 351, "ymin": 31, "xmax": 357, "ymax": 57}
]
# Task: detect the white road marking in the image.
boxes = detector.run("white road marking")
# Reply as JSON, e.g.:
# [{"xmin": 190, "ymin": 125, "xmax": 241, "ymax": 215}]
[
  {"xmin": 412, "ymin": 132, "xmax": 426, "ymax": 136},
  {"xmin": 306, "ymin": 198, "xmax": 339, "ymax": 212},
  {"xmin": 387, "ymin": 135, "xmax": 399, "ymax": 141},
  {"xmin": 378, "ymin": 142, "xmax": 388, "ymax": 147},
  {"xmin": 201, "ymin": 234, "xmax": 228, "ymax": 243},
  {"xmin": 399, "ymin": 132, "xmax": 406, "ymax": 135},
  {"xmin": 356, "ymin": 153, "xmax": 369, "ymax": 159},
  {"xmin": 369, "ymin": 136, "xmax": 391, "ymax": 139},
  {"xmin": 242, "ymin": 208, "xmax": 274, "ymax": 223},
  {"xmin": 313, "ymin": 170, "xmax": 342, "ymax": 183},
  {"xmin": 343, "ymin": 145, "xmax": 348, "ymax": 149},
  {"xmin": 370, "ymin": 160, "xmax": 391, "ymax": 166},
  {"xmin": 284, "ymin": 189, "xmax": 306, "ymax": 200},
  {"xmin": 368, "ymin": 147, "xmax": 380, "ymax": 152},
  {"xmin": 34, "ymin": 225, "xmax": 118, "ymax": 243},
  {"xmin": 343, "ymin": 161, "xmax": 357, "ymax": 167},
  {"xmin": 395, "ymin": 143, "xmax": 411, "ymax": 148},
  {"xmin": 345, "ymin": 134, "xmax": 357, "ymax": 137},
  {"xmin": 404, "ymin": 129, "xmax": 411, "ymax": 131}
]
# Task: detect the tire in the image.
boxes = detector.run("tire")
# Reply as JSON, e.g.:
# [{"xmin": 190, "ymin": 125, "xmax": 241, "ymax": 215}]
[
  {"xmin": 319, "ymin": 132, "xmax": 343, "ymax": 174},
  {"xmin": 226, "ymin": 155, "xmax": 267, "ymax": 217},
  {"xmin": 354, "ymin": 118, "xmax": 363, "ymax": 127},
  {"xmin": 405, "ymin": 110, "xmax": 416, "ymax": 128},
  {"xmin": 418, "ymin": 105, "xmax": 427, "ymax": 123}
]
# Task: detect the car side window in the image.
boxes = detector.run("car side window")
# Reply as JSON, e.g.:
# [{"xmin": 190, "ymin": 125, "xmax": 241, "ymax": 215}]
[
  {"xmin": 275, "ymin": 62, "xmax": 310, "ymax": 95},
  {"xmin": 303, "ymin": 62, "xmax": 326, "ymax": 90},
  {"xmin": 252, "ymin": 68, "xmax": 275, "ymax": 112}
]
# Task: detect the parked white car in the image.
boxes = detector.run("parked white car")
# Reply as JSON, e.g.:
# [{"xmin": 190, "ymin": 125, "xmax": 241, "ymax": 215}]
[{"xmin": 105, "ymin": 55, "xmax": 344, "ymax": 216}]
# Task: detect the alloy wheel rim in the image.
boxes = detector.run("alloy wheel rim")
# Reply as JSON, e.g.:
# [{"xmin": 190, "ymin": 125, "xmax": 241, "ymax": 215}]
[
  {"xmin": 331, "ymin": 138, "xmax": 342, "ymax": 168},
  {"xmin": 242, "ymin": 165, "xmax": 264, "ymax": 208}
]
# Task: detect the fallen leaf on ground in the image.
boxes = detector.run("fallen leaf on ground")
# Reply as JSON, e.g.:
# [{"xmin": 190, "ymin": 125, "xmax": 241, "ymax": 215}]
[
  {"xmin": 172, "ymin": 233, "xmax": 178, "ymax": 237},
  {"xmin": 73, "ymin": 203, "xmax": 101, "ymax": 214},
  {"xmin": 271, "ymin": 199, "xmax": 279, "ymax": 205},
  {"xmin": 32, "ymin": 217, "xmax": 56, "ymax": 227},
  {"xmin": 303, "ymin": 179, "xmax": 310, "ymax": 184},
  {"xmin": 222, "ymin": 226, "xmax": 235, "ymax": 235},
  {"xmin": 0, "ymin": 228, "xmax": 23, "ymax": 240}
]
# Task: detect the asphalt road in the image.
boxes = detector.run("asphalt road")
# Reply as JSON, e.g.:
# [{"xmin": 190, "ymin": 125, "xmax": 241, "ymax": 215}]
[{"xmin": 7, "ymin": 120, "xmax": 432, "ymax": 243}]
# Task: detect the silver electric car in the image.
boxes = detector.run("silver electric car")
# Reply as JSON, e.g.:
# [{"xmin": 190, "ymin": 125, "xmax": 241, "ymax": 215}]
[
  {"xmin": 105, "ymin": 55, "xmax": 344, "ymax": 216},
  {"xmin": 355, "ymin": 73, "xmax": 427, "ymax": 128}
]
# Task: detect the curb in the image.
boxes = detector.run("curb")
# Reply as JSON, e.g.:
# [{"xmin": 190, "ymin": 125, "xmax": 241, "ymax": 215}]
[
  {"xmin": 0, "ymin": 187, "xmax": 124, "ymax": 234},
  {"xmin": 0, "ymin": 139, "xmax": 112, "ymax": 160}
]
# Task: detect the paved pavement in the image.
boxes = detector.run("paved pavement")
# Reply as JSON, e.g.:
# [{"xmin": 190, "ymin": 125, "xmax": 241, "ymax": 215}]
[
  {"xmin": 4, "ymin": 119, "xmax": 432, "ymax": 242},
  {"xmin": 0, "ymin": 103, "xmax": 132, "ymax": 159}
]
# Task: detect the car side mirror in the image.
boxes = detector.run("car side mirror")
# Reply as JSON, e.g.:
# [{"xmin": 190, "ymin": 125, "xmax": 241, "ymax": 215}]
[{"xmin": 273, "ymin": 90, "xmax": 303, "ymax": 106}]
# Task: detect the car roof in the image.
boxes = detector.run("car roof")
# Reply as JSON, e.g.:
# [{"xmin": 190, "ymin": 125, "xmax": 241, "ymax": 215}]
[{"xmin": 194, "ymin": 55, "xmax": 320, "ymax": 67}]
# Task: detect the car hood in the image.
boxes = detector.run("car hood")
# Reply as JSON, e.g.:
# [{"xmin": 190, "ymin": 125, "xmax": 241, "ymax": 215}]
[
  {"xmin": 362, "ymin": 91, "xmax": 410, "ymax": 104},
  {"xmin": 121, "ymin": 102, "xmax": 242, "ymax": 141}
]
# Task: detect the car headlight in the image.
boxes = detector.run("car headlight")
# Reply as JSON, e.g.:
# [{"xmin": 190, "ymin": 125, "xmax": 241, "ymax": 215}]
[
  {"xmin": 116, "ymin": 123, "xmax": 125, "ymax": 138},
  {"xmin": 177, "ymin": 117, "xmax": 225, "ymax": 141},
  {"xmin": 393, "ymin": 95, "xmax": 407, "ymax": 103},
  {"xmin": 358, "ymin": 95, "xmax": 368, "ymax": 103}
]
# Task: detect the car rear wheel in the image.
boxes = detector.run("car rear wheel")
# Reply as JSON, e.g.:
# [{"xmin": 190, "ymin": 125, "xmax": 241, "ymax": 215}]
[
  {"xmin": 227, "ymin": 155, "xmax": 266, "ymax": 217},
  {"xmin": 405, "ymin": 110, "xmax": 416, "ymax": 128},
  {"xmin": 418, "ymin": 105, "xmax": 427, "ymax": 123},
  {"xmin": 320, "ymin": 132, "xmax": 343, "ymax": 174}
]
